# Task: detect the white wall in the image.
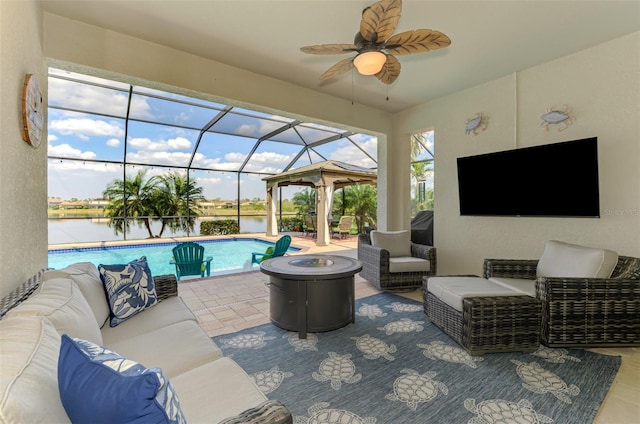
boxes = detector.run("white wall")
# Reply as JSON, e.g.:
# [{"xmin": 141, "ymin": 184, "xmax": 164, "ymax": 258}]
[
  {"xmin": 393, "ymin": 32, "xmax": 640, "ymax": 275},
  {"xmin": 0, "ymin": 0, "xmax": 48, "ymax": 298}
]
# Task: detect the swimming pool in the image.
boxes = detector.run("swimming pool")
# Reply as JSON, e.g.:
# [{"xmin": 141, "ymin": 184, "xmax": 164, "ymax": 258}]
[{"xmin": 48, "ymin": 238, "xmax": 300, "ymax": 278}]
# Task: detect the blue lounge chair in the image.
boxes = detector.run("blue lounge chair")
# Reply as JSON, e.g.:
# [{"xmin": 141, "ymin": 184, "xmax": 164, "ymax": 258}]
[
  {"xmin": 170, "ymin": 242, "xmax": 213, "ymax": 280},
  {"xmin": 251, "ymin": 235, "xmax": 292, "ymax": 265}
]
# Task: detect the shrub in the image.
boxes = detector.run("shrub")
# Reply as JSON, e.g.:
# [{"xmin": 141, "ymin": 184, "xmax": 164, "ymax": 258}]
[
  {"xmin": 200, "ymin": 219, "xmax": 239, "ymax": 235},
  {"xmin": 279, "ymin": 216, "xmax": 304, "ymax": 232}
]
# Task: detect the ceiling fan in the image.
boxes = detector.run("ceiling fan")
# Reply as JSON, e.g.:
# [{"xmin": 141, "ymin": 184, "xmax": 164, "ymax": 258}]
[{"xmin": 300, "ymin": 0, "xmax": 451, "ymax": 85}]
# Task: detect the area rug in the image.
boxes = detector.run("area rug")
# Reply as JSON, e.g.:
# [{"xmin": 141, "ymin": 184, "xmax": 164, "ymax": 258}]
[{"xmin": 212, "ymin": 292, "xmax": 620, "ymax": 423}]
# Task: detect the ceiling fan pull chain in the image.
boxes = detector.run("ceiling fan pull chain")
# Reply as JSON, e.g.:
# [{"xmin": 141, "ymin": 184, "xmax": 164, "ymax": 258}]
[{"xmin": 351, "ymin": 69, "xmax": 355, "ymax": 105}]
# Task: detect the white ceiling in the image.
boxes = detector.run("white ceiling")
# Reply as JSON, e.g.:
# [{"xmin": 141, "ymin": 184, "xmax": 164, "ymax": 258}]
[{"xmin": 41, "ymin": 0, "xmax": 640, "ymax": 114}]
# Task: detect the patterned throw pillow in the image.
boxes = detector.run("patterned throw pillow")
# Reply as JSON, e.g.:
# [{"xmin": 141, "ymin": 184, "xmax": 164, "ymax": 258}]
[
  {"xmin": 58, "ymin": 335, "xmax": 185, "ymax": 424},
  {"xmin": 99, "ymin": 257, "xmax": 158, "ymax": 327}
]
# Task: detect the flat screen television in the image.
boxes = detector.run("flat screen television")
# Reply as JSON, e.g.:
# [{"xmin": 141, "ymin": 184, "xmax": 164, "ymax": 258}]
[{"xmin": 457, "ymin": 137, "xmax": 600, "ymax": 217}]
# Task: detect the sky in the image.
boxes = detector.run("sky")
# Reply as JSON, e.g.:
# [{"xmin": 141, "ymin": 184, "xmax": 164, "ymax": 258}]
[{"xmin": 47, "ymin": 68, "xmax": 379, "ymax": 201}]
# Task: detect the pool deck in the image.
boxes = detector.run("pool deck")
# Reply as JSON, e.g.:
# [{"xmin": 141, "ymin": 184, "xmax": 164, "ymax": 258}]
[{"xmin": 172, "ymin": 233, "xmax": 389, "ymax": 337}]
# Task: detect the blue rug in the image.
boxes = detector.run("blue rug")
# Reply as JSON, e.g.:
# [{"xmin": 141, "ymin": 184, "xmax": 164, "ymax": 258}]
[{"xmin": 212, "ymin": 292, "xmax": 620, "ymax": 423}]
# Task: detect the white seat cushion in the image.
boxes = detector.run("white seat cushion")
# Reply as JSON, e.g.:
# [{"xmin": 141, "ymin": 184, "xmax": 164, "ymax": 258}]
[
  {"xmin": 6, "ymin": 277, "xmax": 103, "ymax": 345},
  {"xmin": 106, "ymin": 320, "xmax": 223, "ymax": 378},
  {"xmin": 370, "ymin": 230, "xmax": 411, "ymax": 257},
  {"xmin": 488, "ymin": 277, "xmax": 536, "ymax": 296},
  {"xmin": 171, "ymin": 357, "xmax": 267, "ymax": 423},
  {"xmin": 0, "ymin": 316, "xmax": 71, "ymax": 423},
  {"xmin": 389, "ymin": 257, "xmax": 430, "ymax": 273},
  {"xmin": 100, "ymin": 296, "xmax": 196, "ymax": 344},
  {"xmin": 537, "ymin": 240, "xmax": 618, "ymax": 278},
  {"xmin": 427, "ymin": 276, "xmax": 521, "ymax": 312}
]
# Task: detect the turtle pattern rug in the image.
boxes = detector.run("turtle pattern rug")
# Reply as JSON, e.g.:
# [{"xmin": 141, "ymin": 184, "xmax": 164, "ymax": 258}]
[{"xmin": 212, "ymin": 292, "xmax": 620, "ymax": 423}]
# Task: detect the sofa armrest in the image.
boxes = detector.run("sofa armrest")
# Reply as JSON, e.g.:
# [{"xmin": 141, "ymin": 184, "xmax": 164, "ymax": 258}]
[
  {"xmin": 357, "ymin": 235, "xmax": 390, "ymax": 267},
  {"xmin": 218, "ymin": 400, "xmax": 292, "ymax": 424},
  {"xmin": 536, "ymin": 276, "xmax": 640, "ymax": 301},
  {"xmin": 0, "ymin": 268, "xmax": 51, "ymax": 318},
  {"xmin": 411, "ymin": 243, "xmax": 437, "ymax": 275},
  {"xmin": 536, "ymin": 276, "xmax": 640, "ymax": 346},
  {"xmin": 153, "ymin": 274, "xmax": 178, "ymax": 301},
  {"xmin": 483, "ymin": 259, "xmax": 538, "ymax": 280}
]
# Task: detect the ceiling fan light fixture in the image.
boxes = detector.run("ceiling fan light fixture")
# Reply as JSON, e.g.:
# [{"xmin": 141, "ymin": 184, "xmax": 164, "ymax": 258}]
[{"xmin": 353, "ymin": 51, "xmax": 386, "ymax": 75}]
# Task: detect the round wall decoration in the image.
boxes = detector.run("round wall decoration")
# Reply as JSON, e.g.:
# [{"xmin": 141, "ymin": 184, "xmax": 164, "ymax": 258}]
[{"xmin": 21, "ymin": 73, "xmax": 44, "ymax": 148}]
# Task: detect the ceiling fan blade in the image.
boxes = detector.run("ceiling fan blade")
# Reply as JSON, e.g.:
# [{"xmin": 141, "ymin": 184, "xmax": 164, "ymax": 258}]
[
  {"xmin": 375, "ymin": 55, "xmax": 400, "ymax": 84},
  {"xmin": 301, "ymin": 44, "xmax": 358, "ymax": 55},
  {"xmin": 360, "ymin": 0, "xmax": 402, "ymax": 43},
  {"xmin": 320, "ymin": 57, "xmax": 355, "ymax": 80},
  {"xmin": 384, "ymin": 29, "xmax": 452, "ymax": 55}
]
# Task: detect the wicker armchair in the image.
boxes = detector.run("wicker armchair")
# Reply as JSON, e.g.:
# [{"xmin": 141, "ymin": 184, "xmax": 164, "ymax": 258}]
[
  {"xmin": 358, "ymin": 232, "xmax": 436, "ymax": 290},
  {"xmin": 483, "ymin": 255, "xmax": 640, "ymax": 347}
]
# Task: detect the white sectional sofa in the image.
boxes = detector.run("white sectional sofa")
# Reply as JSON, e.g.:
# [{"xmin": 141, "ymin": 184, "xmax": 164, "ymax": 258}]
[{"xmin": 0, "ymin": 261, "xmax": 292, "ymax": 424}]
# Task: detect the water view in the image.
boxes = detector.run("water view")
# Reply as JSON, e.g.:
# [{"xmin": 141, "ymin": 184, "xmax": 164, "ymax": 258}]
[{"xmin": 48, "ymin": 216, "xmax": 268, "ymax": 245}]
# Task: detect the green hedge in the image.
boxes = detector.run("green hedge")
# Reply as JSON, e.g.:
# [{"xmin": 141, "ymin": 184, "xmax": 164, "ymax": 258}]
[
  {"xmin": 200, "ymin": 219, "xmax": 239, "ymax": 235},
  {"xmin": 279, "ymin": 216, "xmax": 304, "ymax": 232}
]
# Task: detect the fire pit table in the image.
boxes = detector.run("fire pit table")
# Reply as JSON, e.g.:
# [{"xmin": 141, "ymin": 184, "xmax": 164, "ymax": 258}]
[{"xmin": 260, "ymin": 254, "xmax": 363, "ymax": 339}]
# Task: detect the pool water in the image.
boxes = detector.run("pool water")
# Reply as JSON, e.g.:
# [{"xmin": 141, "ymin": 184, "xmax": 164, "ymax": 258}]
[{"xmin": 48, "ymin": 238, "xmax": 299, "ymax": 278}]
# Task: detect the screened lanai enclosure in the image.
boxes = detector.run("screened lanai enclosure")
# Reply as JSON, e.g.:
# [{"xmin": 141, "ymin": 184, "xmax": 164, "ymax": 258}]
[{"xmin": 47, "ymin": 68, "xmax": 379, "ymax": 245}]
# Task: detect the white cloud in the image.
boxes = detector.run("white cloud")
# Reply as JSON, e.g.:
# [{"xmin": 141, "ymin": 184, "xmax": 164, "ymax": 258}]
[
  {"xmin": 49, "ymin": 78, "xmax": 154, "ymax": 119},
  {"xmin": 126, "ymin": 150, "xmax": 192, "ymax": 166},
  {"xmin": 327, "ymin": 140, "xmax": 377, "ymax": 168},
  {"xmin": 251, "ymin": 165, "xmax": 281, "ymax": 174},
  {"xmin": 250, "ymin": 151, "xmax": 291, "ymax": 166},
  {"xmin": 238, "ymin": 151, "xmax": 293, "ymax": 173},
  {"xmin": 195, "ymin": 176, "xmax": 222, "ymax": 185},
  {"xmin": 48, "ymin": 163, "xmax": 122, "ymax": 200},
  {"xmin": 48, "ymin": 134, "xmax": 58, "ymax": 142},
  {"xmin": 261, "ymin": 119, "xmax": 287, "ymax": 134},
  {"xmin": 48, "ymin": 143, "xmax": 97, "ymax": 160},
  {"xmin": 236, "ymin": 124, "xmax": 258, "ymax": 136},
  {"xmin": 175, "ymin": 112, "xmax": 190, "ymax": 124},
  {"xmin": 106, "ymin": 138, "xmax": 121, "ymax": 147},
  {"xmin": 233, "ymin": 116, "xmax": 289, "ymax": 138},
  {"xmin": 351, "ymin": 135, "xmax": 378, "ymax": 159},
  {"xmin": 129, "ymin": 97, "xmax": 154, "ymax": 119},
  {"xmin": 49, "ymin": 118, "xmax": 124, "ymax": 141},
  {"xmin": 224, "ymin": 152, "xmax": 247, "ymax": 162},
  {"xmin": 190, "ymin": 152, "xmax": 245, "ymax": 171},
  {"xmin": 213, "ymin": 162, "xmax": 243, "ymax": 171},
  {"xmin": 127, "ymin": 136, "xmax": 192, "ymax": 152}
]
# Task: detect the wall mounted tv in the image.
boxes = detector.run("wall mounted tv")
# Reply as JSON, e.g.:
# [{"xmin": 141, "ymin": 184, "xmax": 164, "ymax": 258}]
[{"xmin": 457, "ymin": 137, "xmax": 600, "ymax": 217}]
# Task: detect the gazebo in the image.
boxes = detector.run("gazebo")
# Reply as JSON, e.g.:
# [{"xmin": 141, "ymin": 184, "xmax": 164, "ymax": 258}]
[{"xmin": 263, "ymin": 160, "xmax": 377, "ymax": 246}]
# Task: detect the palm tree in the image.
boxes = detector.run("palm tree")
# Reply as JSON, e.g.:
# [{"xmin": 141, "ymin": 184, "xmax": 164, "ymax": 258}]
[
  {"xmin": 292, "ymin": 187, "xmax": 316, "ymax": 216},
  {"xmin": 344, "ymin": 184, "xmax": 377, "ymax": 233},
  {"xmin": 103, "ymin": 170, "xmax": 158, "ymax": 238},
  {"xmin": 152, "ymin": 172, "xmax": 204, "ymax": 237},
  {"xmin": 103, "ymin": 170, "xmax": 204, "ymax": 238},
  {"xmin": 411, "ymin": 133, "xmax": 434, "ymax": 213}
]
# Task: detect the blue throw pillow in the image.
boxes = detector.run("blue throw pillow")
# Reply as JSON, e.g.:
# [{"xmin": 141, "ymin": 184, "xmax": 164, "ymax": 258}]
[
  {"xmin": 58, "ymin": 334, "xmax": 186, "ymax": 424},
  {"xmin": 99, "ymin": 257, "xmax": 158, "ymax": 327}
]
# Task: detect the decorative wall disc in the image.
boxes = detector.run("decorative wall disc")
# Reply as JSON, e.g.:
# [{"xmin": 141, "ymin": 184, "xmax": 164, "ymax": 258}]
[{"xmin": 21, "ymin": 74, "xmax": 44, "ymax": 148}]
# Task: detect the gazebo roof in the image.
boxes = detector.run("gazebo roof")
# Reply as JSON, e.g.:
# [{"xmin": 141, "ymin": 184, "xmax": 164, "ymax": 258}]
[{"xmin": 262, "ymin": 160, "xmax": 377, "ymax": 190}]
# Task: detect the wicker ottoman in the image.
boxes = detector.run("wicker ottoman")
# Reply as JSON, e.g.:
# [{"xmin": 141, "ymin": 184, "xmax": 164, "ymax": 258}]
[{"xmin": 423, "ymin": 276, "xmax": 541, "ymax": 355}]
